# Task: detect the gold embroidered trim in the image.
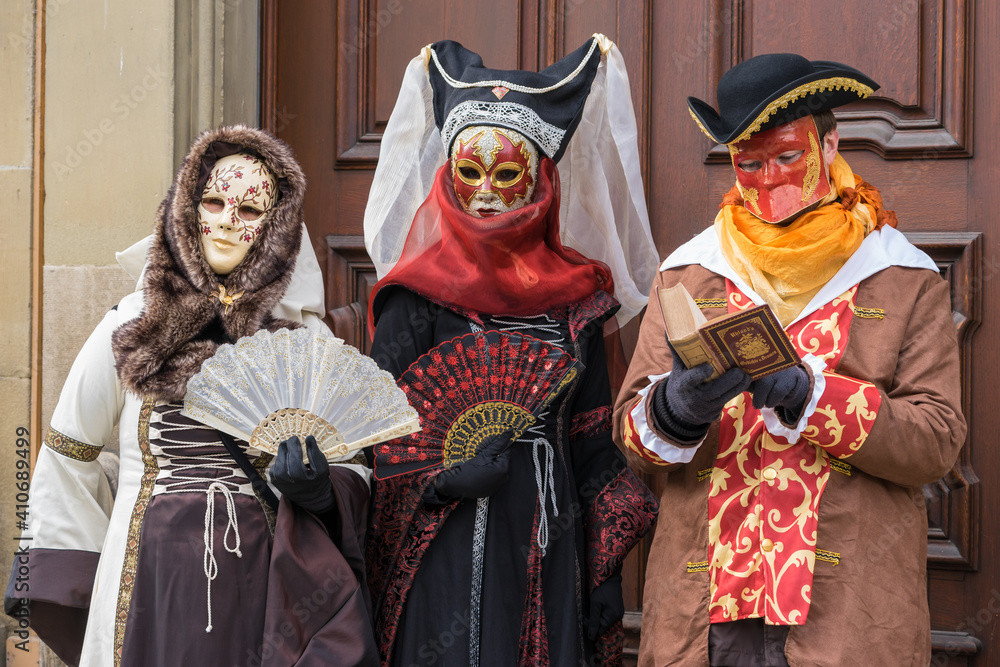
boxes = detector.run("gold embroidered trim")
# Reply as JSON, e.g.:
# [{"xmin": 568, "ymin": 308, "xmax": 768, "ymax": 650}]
[
  {"xmin": 853, "ymin": 307, "xmax": 885, "ymax": 320},
  {"xmin": 114, "ymin": 399, "xmax": 158, "ymax": 666},
  {"xmin": 691, "ymin": 78, "xmax": 875, "ymax": 144},
  {"xmin": 688, "ymin": 108, "xmax": 714, "ymax": 141},
  {"xmin": 686, "ymin": 560, "xmax": 709, "ymax": 573},
  {"xmin": 731, "ymin": 77, "xmax": 874, "ymax": 144},
  {"xmin": 741, "ymin": 185, "xmax": 762, "ymax": 216},
  {"xmin": 829, "ymin": 459, "xmax": 852, "ymax": 476},
  {"xmin": 45, "ymin": 427, "xmax": 101, "ymax": 462},
  {"xmin": 694, "ymin": 299, "xmax": 728, "ymax": 310},
  {"xmin": 815, "ymin": 549, "xmax": 841, "ymax": 566},
  {"xmin": 697, "ymin": 468, "xmax": 713, "ymax": 482},
  {"xmin": 801, "ymin": 130, "xmax": 821, "ymax": 201}
]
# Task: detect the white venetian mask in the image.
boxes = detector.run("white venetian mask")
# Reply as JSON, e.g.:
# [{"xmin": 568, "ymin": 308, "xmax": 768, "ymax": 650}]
[{"xmin": 198, "ymin": 152, "xmax": 277, "ymax": 275}]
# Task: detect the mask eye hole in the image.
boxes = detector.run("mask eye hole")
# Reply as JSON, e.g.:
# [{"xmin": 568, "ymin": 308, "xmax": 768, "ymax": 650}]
[
  {"xmin": 237, "ymin": 205, "xmax": 264, "ymax": 221},
  {"xmin": 492, "ymin": 164, "xmax": 524, "ymax": 188},
  {"xmin": 201, "ymin": 198, "xmax": 225, "ymax": 213},
  {"xmin": 454, "ymin": 159, "xmax": 486, "ymax": 186},
  {"xmin": 776, "ymin": 150, "xmax": 805, "ymax": 165},
  {"xmin": 736, "ymin": 159, "xmax": 762, "ymax": 173}
]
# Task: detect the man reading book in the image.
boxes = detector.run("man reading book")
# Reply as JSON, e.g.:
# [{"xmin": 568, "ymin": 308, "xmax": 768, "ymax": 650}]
[{"xmin": 613, "ymin": 53, "xmax": 966, "ymax": 666}]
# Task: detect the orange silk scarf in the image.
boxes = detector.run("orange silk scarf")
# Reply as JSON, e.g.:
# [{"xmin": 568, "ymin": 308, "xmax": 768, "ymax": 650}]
[{"xmin": 715, "ymin": 153, "xmax": 897, "ymax": 325}]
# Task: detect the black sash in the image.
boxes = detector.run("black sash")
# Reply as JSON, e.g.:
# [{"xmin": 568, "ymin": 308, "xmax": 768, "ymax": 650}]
[{"xmin": 216, "ymin": 430, "xmax": 280, "ymax": 513}]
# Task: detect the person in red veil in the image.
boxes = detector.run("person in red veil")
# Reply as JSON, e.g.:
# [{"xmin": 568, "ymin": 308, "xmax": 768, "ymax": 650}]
[{"xmin": 363, "ymin": 35, "xmax": 660, "ymax": 666}]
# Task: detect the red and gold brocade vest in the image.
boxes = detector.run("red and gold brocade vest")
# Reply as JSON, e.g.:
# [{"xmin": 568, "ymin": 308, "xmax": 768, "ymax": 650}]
[{"xmin": 707, "ymin": 280, "xmax": 881, "ymax": 626}]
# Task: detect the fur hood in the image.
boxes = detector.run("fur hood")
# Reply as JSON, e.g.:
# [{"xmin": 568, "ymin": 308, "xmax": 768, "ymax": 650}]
[{"xmin": 112, "ymin": 125, "xmax": 308, "ymax": 402}]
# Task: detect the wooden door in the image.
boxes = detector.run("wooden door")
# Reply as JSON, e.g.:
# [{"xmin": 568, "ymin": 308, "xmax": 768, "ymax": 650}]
[{"xmin": 265, "ymin": 2, "xmax": 997, "ymax": 664}]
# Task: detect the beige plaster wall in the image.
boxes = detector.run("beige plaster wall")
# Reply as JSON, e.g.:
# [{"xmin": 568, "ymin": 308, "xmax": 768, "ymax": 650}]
[
  {"xmin": 0, "ymin": 0, "xmax": 38, "ymax": 652},
  {"xmin": 40, "ymin": 0, "xmax": 177, "ymax": 426},
  {"xmin": 2, "ymin": 0, "xmax": 261, "ymax": 658},
  {"xmin": 1, "ymin": 0, "xmax": 176, "ymax": 658},
  {"xmin": 43, "ymin": 0, "xmax": 175, "ymax": 266}
]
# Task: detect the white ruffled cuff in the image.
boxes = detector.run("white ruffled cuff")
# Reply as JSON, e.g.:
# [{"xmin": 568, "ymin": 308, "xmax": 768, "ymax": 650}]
[
  {"xmin": 760, "ymin": 353, "xmax": 827, "ymax": 442},
  {"xmin": 629, "ymin": 372, "xmax": 707, "ymax": 464}
]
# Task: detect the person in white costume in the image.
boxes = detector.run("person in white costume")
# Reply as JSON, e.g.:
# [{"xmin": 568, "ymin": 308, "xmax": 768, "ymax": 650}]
[{"xmin": 5, "ymin": 126, "xmax": 378, "ymax": 666}]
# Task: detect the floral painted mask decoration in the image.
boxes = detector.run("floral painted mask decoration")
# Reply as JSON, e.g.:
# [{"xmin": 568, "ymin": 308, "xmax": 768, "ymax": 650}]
[
  {"xmin": 451, "ymin": 125, "xmax": 538, "ymax": 217},
  {"xmin": 198, "ymin": 152, "xmax": 277, "ymax": 275},
  {"xmin": 729, "ymin": 115, "xmax": 833, "ymax": 224}
]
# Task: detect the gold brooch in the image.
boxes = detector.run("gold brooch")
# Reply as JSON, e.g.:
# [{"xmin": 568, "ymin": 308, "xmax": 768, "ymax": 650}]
[{"xmin": 211, "ymin": 284, "xmax": 245, "ymax": 313}]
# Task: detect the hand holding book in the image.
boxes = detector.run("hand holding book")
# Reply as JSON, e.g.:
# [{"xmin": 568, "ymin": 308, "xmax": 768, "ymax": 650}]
[
  {"xmin": 657, "ymin": 284, "xmax": 801, "ymax": 381},
  {"xmin": 749, "ymin": 364, "xmax": 811, "ymax": 423},
  {"xmin": 653, "ymin": 345, "xmax": 751, "ymax": 433}
]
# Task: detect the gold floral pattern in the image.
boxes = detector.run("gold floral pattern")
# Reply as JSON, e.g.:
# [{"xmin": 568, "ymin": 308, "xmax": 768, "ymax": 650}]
[
  {"xmin": 621, "ymin": 407, "xmax": 669, "ymax": 466},
  {"xmin": 802, "ymin": 374, "xmax": 880, "ymax": 458},
  {"xmin": 726, "ymin": 281, "xmax": 757, "ymax": 312},
  {"xmin": 707, "ymin": 285, "xmax": 878, "ymax": 626},
  {"xmin": 801, "ymin": 131, "xmax": 821, "ymax": 202}
]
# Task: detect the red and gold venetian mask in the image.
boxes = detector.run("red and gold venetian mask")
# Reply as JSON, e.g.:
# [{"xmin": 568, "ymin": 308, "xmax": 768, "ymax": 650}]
[
  {"xmin": 451, "ymin": 126, "xmax": 538, "ymax": 217},
  {"xmin": 729, "ymin": 115, "xmax": 832, "ymax": 224}
]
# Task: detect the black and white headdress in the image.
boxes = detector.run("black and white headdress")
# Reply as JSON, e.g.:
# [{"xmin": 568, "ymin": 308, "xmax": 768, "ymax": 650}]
[
  {"xmin": 364, "ymin": 34, "xmax": 658, "ymax": 326},
  {"xmin": 429, "ymin": 38, "xmax": 601, "ymax": 162}
]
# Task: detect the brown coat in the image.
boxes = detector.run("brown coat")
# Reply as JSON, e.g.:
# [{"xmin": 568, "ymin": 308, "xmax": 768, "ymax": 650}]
[{"xmin": 613, "ymin": 259, "xmax": 965, "ymax": 666}]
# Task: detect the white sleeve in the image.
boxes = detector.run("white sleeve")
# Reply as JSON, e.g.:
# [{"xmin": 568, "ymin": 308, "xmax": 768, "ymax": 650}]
[
  {"xmin": 27, "ymin": 309, "xmax": 123, "ymax": 552},
  {"xmin": 628, "ymin": 372, "xmax": 708, "ymax": 464}
]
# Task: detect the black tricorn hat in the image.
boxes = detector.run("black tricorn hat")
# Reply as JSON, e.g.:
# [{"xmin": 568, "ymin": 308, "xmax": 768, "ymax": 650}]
[
  {"xmin": 688, "ymin": 53, "xmax": 879, "ymax": 145},
  {"xmin": 428, "ymin": 37, "xmax": 603, "ymax": 162}
]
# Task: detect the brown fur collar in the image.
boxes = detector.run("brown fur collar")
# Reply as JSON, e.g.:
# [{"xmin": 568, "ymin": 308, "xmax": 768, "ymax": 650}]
[{"xmin": 112, "ymin": 125, "xmax": 307, "ymax": 402}]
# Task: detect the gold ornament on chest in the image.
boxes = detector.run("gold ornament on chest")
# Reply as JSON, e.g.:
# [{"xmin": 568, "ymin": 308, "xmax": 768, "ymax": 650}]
[{"xmin": 211, "ymin": 284, "xmax": 245, "ymax": 313}]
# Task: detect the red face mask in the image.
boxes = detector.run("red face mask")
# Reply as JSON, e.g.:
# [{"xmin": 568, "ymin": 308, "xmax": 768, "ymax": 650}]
[
  {"xmin": 729, "ymin": 115, "xmax": 831, "ymax": 224},
  {"xmin": 451, "ymin": 126, "xmax": 537, "ymax": 217}
]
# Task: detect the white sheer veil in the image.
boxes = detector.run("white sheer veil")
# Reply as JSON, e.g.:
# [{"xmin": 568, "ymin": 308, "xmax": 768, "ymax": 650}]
[{"xmin": 363, "ymin": 36, "xmax": 658, "ymax": 326}]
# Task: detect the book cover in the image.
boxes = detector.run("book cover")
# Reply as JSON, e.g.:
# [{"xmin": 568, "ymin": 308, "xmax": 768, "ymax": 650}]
[
  {"xmin": 699, "ymin": 304, "xmax": 800, "ymax": 380},
  {"xmin": 657, "ymin": 284, "xmax": 800, "ymax": 380}
]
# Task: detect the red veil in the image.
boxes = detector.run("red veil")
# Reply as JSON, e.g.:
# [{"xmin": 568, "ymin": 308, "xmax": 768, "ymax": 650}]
[{"xmin": 368, "ymin": 157, "xmax": 612, "ymax": 334}]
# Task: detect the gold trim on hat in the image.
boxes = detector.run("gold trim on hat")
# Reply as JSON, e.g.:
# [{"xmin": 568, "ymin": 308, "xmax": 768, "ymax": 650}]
[{"xmin": 691, "ymin": 76, "xmax": 876, "ymax": 144}]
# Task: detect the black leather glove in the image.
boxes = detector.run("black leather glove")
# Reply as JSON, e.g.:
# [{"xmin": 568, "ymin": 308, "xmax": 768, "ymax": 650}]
[
  {"xmin": 430, "ymin": 431, "xmax": 514, "ymax": 501},
  {"xmin": 269, "ymin": 435, "xmax": 335, "ymax": 514},
  {"xmin": 750, "ymin": 364, "xmax": 811, "ymax": 423},
  {"xmin": 651, "ymin": 345, "xmax": 752, "ymax": 438},
  {"xmin": 587, "ymin": 573, "xmax": 624, "ymax": 641}
]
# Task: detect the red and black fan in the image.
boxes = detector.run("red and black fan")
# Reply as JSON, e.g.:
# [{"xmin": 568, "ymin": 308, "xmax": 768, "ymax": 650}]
[{"xmin": 374, "ymin": 331, "xmax": 582, "ymax": 480}]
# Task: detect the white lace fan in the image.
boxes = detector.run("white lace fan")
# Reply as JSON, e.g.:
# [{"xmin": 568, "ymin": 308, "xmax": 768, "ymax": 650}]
[{"xmin": 182, "ymin": 328, "xmax": 420, "ymax": 461}]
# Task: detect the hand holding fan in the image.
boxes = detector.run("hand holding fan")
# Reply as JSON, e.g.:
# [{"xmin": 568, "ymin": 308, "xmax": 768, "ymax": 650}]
[
  {"xmin": 182, "ymin": 328, "xmax": 420, "ymax": 461},
  {"xmin": 374, "ymin": 331, "xmax": 582, "ymax": 480}
]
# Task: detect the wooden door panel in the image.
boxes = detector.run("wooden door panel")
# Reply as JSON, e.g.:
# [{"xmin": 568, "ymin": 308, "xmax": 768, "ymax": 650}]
[{"xmin": 701, "ymin": 0, "xmax": 972, "ymax": 159}]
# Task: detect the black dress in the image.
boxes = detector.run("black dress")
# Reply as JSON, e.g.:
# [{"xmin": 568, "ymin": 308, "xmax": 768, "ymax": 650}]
[{"xmin": 367, "ymin": 287, "xmax": 655, "ymax": 667}]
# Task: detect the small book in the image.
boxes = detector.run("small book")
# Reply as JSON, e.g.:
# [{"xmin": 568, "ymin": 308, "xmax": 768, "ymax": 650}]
[{"xmin": 656, "ymin": 284, "xmax": 800, "ymax": 380}]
